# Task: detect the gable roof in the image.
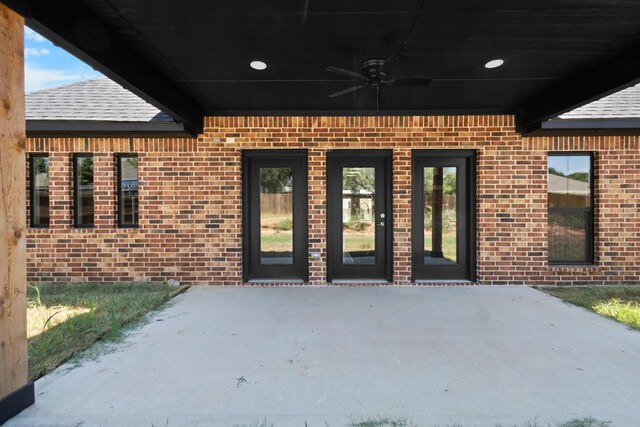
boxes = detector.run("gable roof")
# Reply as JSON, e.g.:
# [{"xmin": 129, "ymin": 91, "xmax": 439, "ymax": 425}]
[
  {"xmin": 26, "ymin": 78, "xmax": 190, "ymax": 137},
  {"xmin": 540, "ymin": 84, "xmax": 640, "ymax": 134},
  {"xmin": 559, "ymin": 84, "xmax": 640, "ymax": 119},
  {"xmin": 27, "ymin": 77, "xmax": 172, "ymax": 122},
  {"xmin": 26, "ymin": 77, "xmax": 640, "ymax": 136}
]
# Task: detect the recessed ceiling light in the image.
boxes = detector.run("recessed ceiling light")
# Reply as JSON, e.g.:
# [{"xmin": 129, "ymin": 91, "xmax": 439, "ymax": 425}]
[
  {"xmin": 250, "ymin": 60, "xmax": 267, "ymax": 70},
  {"xmin": 485, "ymin": 59, "xmax": 504, "ymax": 69}
]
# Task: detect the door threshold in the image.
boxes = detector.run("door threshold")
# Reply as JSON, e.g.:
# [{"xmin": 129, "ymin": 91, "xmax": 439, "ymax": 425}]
[
  {"xmin": 246, "ymin": 279, "xmax": 305, "ymax": 284},
  {"xmin": 331, "ymin": 279, "xmax": 390, "ymax": 285},
  {"xmin": 414, "ymin": 280, "xmax": 476, "ymax": 285}
]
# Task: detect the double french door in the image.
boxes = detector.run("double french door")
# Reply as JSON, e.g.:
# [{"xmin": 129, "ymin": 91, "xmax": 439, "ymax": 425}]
[{"xmin": 242, "ymin": 149, "xmax": 475, "ymax": 283}]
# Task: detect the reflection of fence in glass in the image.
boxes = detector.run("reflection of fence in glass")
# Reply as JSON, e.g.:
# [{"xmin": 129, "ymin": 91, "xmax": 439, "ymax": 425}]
[
  {"xmin": 424, "ymin": 167, "xmax": 457, "ymax": 264},
  {"xmin": 548, "ymin": 211, "xmax": 588, "ymax": 262},
  {"xmin": 259, "ymin": 167, "xmax": 293, "ymax": 265},
  {"xmin": 342, "ymin": 167, "xmax": 376, "ymax": 265},
  {"xmin": 260, "ymin": 193, "xmax": 293, "ymax": 216}
]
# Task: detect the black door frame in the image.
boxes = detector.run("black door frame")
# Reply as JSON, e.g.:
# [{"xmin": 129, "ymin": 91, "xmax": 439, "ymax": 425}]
[
  {"xmin": 326, "ymin": 150, "xmax": 393, "ymax": 282},
  {"xmin": 411, "ymin": 149, "xmax": 476, "ymax": 281},
  {"xmin": 242, "ymin": 149, "xmax": 308, "ymax": 282}
]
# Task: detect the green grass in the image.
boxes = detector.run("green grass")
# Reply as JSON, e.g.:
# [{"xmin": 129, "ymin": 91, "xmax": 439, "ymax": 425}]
[
  {"xmin": 538, "ymin": 285, "xmax": 640, "ymax": 330},
  {"xmin": 344, "ymin": 234, "xmax": 376, "ymax": 252},
  {"xmin": 424, "ymin": 233, "xmax": 457, "ymax": 261},
  {"xmin": 27, "ymin": 281, "xmax": 180, "ymax": 381}
]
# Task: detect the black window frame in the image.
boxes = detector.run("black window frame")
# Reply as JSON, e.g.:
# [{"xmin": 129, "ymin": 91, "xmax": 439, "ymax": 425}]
[
  {"xmin": 73, "ymin": 153, "xmax": 94, "ymax": 228},
  {"xmin": 29, "ymin": 153, "xmax": 50, "ymax": 228},
  {"xmin": 548, "ymin": 152, "xmax": 595, "ymax": 265},
  {"xmin": 116, "ymin": 153, "xmax": 139, "ymax": 228}
]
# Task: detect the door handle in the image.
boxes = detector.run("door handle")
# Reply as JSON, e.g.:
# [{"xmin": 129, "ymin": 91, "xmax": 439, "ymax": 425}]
[{"xmin": 378, "ymin": 222, "xmax": 385, "ymax": 227}]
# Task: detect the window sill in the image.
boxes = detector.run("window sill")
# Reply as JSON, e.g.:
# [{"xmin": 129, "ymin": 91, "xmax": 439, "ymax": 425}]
[{"xmin": 548, "ymin": 264, "xmax": 597, "ymax": 270}]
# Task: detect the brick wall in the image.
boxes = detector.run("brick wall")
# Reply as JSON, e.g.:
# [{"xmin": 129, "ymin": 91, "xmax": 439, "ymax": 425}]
[{"xmin": 25, "ymin": 116, "xmax": 640, "ymax": 285}]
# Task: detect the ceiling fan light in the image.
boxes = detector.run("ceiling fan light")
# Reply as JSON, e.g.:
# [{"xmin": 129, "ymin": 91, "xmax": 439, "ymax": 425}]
[{"xmin": 485, "ymin": 59, "xmax": 504, "ymax": 69}]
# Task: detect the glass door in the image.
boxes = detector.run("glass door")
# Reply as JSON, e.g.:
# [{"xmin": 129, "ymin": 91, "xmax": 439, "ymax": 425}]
[
  {"xmin": 243, "ymin": 150, "xmax": 308, "ymax": 281},
  {"xmin": 327, "ymin": 150, "xmax": 392, "ymax": 281},
  {"xmin": 412, "ymin": 150, "xmax": 476, "ymax": 281}
]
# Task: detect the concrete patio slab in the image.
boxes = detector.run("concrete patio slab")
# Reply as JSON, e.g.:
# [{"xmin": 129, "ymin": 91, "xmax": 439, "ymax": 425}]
[{"xmin": 7, "ymin": 286, "xmax": 640, "ymax": 427}]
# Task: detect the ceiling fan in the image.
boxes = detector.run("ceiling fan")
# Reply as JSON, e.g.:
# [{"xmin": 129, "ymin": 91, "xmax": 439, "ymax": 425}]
[{"xmin": 326, "ymin": 54, "xmax": 432, "ymax": 109}]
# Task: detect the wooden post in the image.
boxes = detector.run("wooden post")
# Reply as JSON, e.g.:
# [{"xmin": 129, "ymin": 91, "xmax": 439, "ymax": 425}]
[{"xmin": 0, "ymin": 3, "xmax": 32, "ymax": 422}]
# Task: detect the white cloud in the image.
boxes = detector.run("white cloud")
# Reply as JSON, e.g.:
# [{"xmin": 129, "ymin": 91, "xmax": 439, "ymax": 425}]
[
  {"xmin": 25, "ymin": 64, "xmax": 101, "ymax": 93},
  {"xmin": 25, "ymin": 48, "xmax": 50, "ymax": 57},
  {"xmin": 25, "ymin": 27, "xmax": 46, "ymax": 42}
]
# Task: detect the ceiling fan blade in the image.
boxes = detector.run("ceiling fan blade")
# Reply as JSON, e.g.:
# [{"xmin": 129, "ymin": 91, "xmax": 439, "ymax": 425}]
[
  {"xmin": 392, "ymin": 77, "xmax": 432, "ymax": 87},
  {"xmin": 329, "ymin": 84, "xmax": 367, "ymax": 98},
  {"xmin": 326, "ymin": 66, "xmax": 368, "ymax": 81}
]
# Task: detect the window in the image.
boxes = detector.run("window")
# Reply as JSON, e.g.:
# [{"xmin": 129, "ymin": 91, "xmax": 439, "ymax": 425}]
[
  {"xmin": 29, "ymin": 154, "xmax": 49, "ymax": 227},
  {"xmin": 117, "ymin": 154, "xmax": 139, "ymax": 227},
  {"xmin": 73, "ymin": 154, "xmax": 94, "ymax": 227},
  {"xmin": 548, "ymin": 153, "xmax": 593, "ymax": 264}
]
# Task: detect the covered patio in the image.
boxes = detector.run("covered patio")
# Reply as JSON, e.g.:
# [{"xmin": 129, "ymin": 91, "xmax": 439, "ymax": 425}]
[
  {"xmin": 2, "ymin": 0, "xmax": 640, "ymax": 422},
  {"xmin": 6, "ymin": 285, "xmax": 640, "ymax": 426}
]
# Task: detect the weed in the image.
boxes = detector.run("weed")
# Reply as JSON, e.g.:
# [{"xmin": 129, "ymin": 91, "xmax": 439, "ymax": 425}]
[
  {"xmin": 556, "ymin": 417, "xmax": 611, "ymax": 427},
  {"xmin": 27, "ymin": 282, "xmax": 177, "ymax": 381},
  {"xmin": 233, "ymin": 420, "xmax": 274, "ymax": 427},
  {"xmin": 593, "ymin": 298, "xmax": 640, "ymax": 329},
  {"xmin": 349, "ymin": 418, "xmax": 415, "ymax": 427},
  {"xmin": 539, "ymin": 285, "xmax": 640, "ymax": 330},
  {"xmin": 275, "ymin": 218, "xmax": 293, "ymax": 231},
  {"xmin": 345, "ymin": 219, "xmax": 369, "ymax": 232}
]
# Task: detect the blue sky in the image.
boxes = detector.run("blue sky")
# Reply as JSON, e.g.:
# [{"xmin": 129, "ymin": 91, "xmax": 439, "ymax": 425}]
[{"xmin": 24, "ymin": 27, "xmax": 103, "ymax": 93}]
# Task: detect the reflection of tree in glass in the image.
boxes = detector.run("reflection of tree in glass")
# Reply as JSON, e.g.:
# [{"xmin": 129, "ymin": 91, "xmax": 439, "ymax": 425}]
[
  {"xmin": 260, "ymin": 168, "xmax": 292, "ymax": 193},
  {"xmin": 424, "ymin": 167, "xmax": 457, "ymax": 234},
  {"xmin": 424, "ymin": 167, "xmax": 456, "ymax": 195},
  {"xmin": 77, "ymin": 157, "xmax": 93, "ymax": 185},
  {"xmin": 567, "ymin": 172, "xmax": 588, "ymax": 183},
  {"xmin": 126, "ymin": 157, "xmax": 138, "ymax": 168},
  {"xmin": 343, "ymin": 168, "xmax": 375, "ymax": 195},
  {"xmin": 549, "ymin": 167, "xmax": 588, "ymax": 183},
  {"xmin": 33, "ymin": 157, "xmax": 48, "ymax": 177},
  {"xmin": 549, "ymin": 167, "xmax": 564, "ymax": 177}
]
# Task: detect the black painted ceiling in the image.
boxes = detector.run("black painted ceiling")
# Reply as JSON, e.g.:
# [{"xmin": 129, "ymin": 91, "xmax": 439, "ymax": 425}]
[{"xmin": 7, "ymin": 0, "xmax": 640, "ymax": 133}]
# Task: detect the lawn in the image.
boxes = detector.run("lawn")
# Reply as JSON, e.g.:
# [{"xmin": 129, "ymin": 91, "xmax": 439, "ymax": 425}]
[
  {"xmin": 260, "ymin": 230, "xmax": 293, "ymax": 252},
  {"xmin": 27, "ymin": 282, "xmax": 183, "ymax": 381},
  {"xmin": 538, "ymin": 285, "xmax": 640, "ymax": 330},
  {"xmin": 424, "ymin": 233, "xmax": 457, "ymax": 261}
]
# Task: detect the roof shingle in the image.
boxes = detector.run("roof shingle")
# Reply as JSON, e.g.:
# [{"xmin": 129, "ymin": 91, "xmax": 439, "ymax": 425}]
[
  {"xmin": 26, "ymin": 77, "xmax": 173, "ymax": 123},
  {"xmin": 559, "ymin": 84, "xmax": 640, "ymax": 119}
]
